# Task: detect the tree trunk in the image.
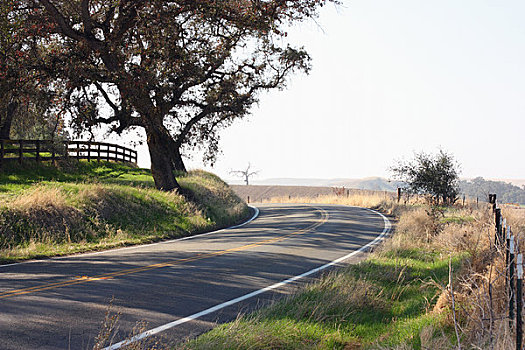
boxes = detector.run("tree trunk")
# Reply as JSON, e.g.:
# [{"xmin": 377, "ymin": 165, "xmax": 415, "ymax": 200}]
[
  {"xmin": 172, "ymin": 147, "xmax": 186, "ymax": 172},
  {"xmin": 146, "ymin": 127, "xmax": 182, "ymax": 192},
  {"xmin": 0, "ymin": 101, "xmax": 18, "ymax": 140}
]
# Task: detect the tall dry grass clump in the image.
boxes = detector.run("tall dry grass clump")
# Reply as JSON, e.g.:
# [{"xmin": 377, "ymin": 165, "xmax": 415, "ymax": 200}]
[
  {"xmin": 0, "ymin": 185, "xmax": 98, "ymax": 250},
  {"xmin": 386, "ymin": 207, "xmax": 441, "ymax": 250}
]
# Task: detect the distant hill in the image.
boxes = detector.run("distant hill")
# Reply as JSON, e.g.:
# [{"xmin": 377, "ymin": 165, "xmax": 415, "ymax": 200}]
[
  {"xmin": 460, "ymin": 177, "xmax": 525, "ymax": 204},
  {"xmin": 230, "ymin": 177, "xmax": 401, "ymax": 191}
]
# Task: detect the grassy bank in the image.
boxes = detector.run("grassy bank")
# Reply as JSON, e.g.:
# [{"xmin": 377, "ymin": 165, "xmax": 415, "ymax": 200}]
[
  {"xmin": 0, "ymin": 161, "xmax": 249, "ymax": 263},
  {"xmin": 182, "ymin": 249, "xmax": 463, "ymax": 349},
  {"xmin": 180, "ymin": 194, "xmax": 506, "ymax": 349}
]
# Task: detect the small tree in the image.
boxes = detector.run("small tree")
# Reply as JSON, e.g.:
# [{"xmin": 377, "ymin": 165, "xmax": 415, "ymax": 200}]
[
  {"xmin": 390, "ymin": 150, "xmax": 461, "ymax": 205},
  {"xmin": 230, "ymin": 163, "xmax": 258, "ymax": 185}
]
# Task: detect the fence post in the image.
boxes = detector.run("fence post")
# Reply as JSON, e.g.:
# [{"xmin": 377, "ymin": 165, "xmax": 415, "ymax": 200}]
[
  {"xmin": 97, "ymin": 144, "xmax": 101, "ymax": 162},
  {"xmin": 87, "ymin": 143, "xmax": 91, "ymax": 162},
  {"xmin": 397, "ymin": 188, "xmax": 401, "ymax": 203},
  {"xmin": 51, "ymin": 141, "xmax": 56, "ymax": 163},
  {"xmin": 35, "ymin": 140, "xmax": 40, "ymax": 162},
  {"xmin": 495, "ymin": 208, "xmax": 502, "ymax": 245},
  {"xmin": 0, "ymin": 139, "xmax": 4, "ymax": 166},
  {"xmin": 508, "ymin": 225, "xmax": 512, "ymax": 279},
  {"xmin": 489, "ymin": 194, "xmax": 497, "ymax": 212},
  {"xmin": 510, "ymin": 236, "xmax": 516, "ymax": 323},
  {"xmin": 77, "ymin": 142, "xmax": 81, "ymax": 161},
  {"xmin": 517, "ymin": 253, "xmax": 523, "ymax": 350},
  {"xmin": 18, "ymin": 140, "xmax": 23, "ymax": 164},
  {"xmin": 247, "ymin": 196, "xmax": 250, "ymax": 204}
]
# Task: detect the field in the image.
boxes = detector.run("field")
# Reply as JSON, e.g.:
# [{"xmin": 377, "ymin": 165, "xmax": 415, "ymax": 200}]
[{"xmin": 231, "ymin": 185, "xmax": 394, "ymax": 204}]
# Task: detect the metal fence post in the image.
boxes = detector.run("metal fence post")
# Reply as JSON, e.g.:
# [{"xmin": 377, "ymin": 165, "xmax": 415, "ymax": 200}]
[
  {"xmin": 510, "ymin": 236, "xmax": 516, "ymax": 323},
  {"xmin": 517, "ymin": 253, "xmax": 523, "ymax": 350},
  {"xmin": 508, "ymin": 225, "xmax": 512, "ymax": 286},
  {"xmin": 495, "ymin": 208, "xmax": 502, "ymax": 245}
]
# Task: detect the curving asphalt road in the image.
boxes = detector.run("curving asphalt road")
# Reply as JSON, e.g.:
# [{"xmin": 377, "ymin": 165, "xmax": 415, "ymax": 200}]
[{"xmin": 0, "ymin": 203, "xmax": 391, "ymax": 350}]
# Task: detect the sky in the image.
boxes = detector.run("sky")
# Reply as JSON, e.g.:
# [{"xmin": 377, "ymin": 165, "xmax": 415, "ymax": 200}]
[{"xmin": 125, "ymin": 0, "xmax": 525, "ymax": 181}]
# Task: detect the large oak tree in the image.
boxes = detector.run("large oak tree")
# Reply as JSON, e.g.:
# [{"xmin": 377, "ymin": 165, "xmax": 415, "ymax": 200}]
[{"xmin": 15, "ymin": 0, "xmax": 334, "ymax": 191}]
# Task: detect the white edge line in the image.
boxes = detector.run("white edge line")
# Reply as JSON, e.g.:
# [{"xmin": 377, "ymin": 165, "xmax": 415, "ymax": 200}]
[
  {"xmin": 104, "ymin": 207, "xmax": 392, "ymax": 350},
  {"xmin": 0, "ymin": 206, "xmax": 260, "ymax": 268}
]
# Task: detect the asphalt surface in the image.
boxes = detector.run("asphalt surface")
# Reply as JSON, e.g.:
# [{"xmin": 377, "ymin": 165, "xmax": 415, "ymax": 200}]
[{"xmin": 0, "ymin": 203, "xmax": 390, "ymax": 350}]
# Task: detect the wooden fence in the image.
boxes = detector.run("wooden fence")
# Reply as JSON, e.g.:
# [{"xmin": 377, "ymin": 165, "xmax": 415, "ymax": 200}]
[{"xmin": 0, "ymin": 139, "xmax": 137, "ymax": 165}]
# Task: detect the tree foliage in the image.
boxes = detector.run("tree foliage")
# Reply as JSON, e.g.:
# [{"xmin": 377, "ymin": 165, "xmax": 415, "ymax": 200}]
[
  {"xmin": 390, "ymin": 150, "xmax": 461, "ymax": 205},
  {"xmin": 460, "ymin": 177, "xmax": 525, "ymax": 205},
  {"xmin": 0, "ymin": 0, "xmax": 66, "ymax": 140},
  {"xmin": 11, "ymin": 0, "xmax": 335, "ymax": 191}
]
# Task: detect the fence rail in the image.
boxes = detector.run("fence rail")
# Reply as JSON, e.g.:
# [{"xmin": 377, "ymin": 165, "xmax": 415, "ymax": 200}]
[{"xmin": 0, "ymin": 139, "xmax": 137, "ymax": 165}]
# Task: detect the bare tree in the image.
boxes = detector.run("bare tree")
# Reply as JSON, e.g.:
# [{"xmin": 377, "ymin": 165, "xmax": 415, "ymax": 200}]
[{"xmin": 230, "ymin": 163, "xmax": 259, "ymax": 186}]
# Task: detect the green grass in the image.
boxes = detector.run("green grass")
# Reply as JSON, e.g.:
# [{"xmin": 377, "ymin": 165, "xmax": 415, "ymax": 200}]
[
  {"xmin": 0, "ymin": 161, "xmax": 249, "ymax": 263},
  {"xmin": 182, "ymin": 248, "xmax": 465, "ymax": 349},
  {"xmin": 0, "ymin": 161, "xmax": 155, "ymax": 189}
]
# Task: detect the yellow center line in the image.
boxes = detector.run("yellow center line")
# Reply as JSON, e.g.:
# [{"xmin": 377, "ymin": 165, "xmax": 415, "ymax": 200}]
[{"xmin": 0, "ymin": 206, "xmax": 329, "ymax": 300}]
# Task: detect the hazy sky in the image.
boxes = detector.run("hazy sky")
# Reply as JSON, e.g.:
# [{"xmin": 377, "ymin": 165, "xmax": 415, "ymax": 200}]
[{"xmin": 128, "ymin": 0, "xmax": 525, "ymax": 180}]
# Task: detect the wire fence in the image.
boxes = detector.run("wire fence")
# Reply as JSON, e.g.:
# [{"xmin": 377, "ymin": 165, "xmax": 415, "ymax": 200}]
[{"xmin": 489, "ymin": 193, "xmax": 524, "ymax": 349}]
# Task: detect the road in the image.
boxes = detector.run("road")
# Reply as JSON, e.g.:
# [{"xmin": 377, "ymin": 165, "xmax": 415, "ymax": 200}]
[{"xmin": 0, "ymin": 203, "xmax": 390, "ymax": 350}]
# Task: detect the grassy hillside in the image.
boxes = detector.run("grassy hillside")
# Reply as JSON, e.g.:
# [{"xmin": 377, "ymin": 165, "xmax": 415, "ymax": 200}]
[{"xmin": 0, "ymin": 161, "xmax": 249, "ymax": 263}]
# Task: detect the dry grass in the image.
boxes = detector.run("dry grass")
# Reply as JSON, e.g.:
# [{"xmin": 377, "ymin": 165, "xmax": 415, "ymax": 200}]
[
  {"xmin": 0, "ymin": 185, "xmax": 99, "ymax": 251},
  {"xmin": 369, "ymin": 200, "xmax": 521, "ymax": 349},
  {"xmin": 262, "ymin": 193, "xmax": 406, "ymax": 217},
  {"xmin": 93, "ymin": 302, "xmax": 170, "ymax": 350},
  {"xmin": 396, "ymin": 204, "xmax": 525, "ymax": 349}
]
